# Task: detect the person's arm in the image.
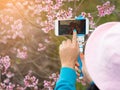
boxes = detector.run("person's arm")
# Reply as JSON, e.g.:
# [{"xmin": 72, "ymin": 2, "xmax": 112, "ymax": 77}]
[
  {"xmin": 54, "ymin": 67, "xmax": 76, "ymax": 90},
  {"xmin": 54, "ymin": 30, "xmax": 79, "ymax": 90}
]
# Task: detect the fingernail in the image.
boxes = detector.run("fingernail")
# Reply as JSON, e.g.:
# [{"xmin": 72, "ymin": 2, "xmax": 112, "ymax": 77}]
[
  {"xmin": 78, "ymin": 69, "xmax": 81, "ymax": 73},
  {"xmin": 75, "ymin": 63, "xmax": 78, "ymax": 66},
  {"xmin": 73, "ymin": 29, "xmax": 76, "ymax": 32}
]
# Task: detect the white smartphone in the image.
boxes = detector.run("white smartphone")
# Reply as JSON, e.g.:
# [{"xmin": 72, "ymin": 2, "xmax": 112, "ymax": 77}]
[{"xmin": 55, "ymin": 18, "xmax": 89, "ymax": 36}]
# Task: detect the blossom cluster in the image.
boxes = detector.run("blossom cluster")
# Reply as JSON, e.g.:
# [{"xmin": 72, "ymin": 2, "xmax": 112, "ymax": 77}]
[
  {"xmin": 0, "ymin": 0, "xmax": 117, "ymax": 90},
  {"xmin": 0, "ymin": 15, "xmax": 25, "ymax": 44},
  {"xmin": 38, "ymin": 37, "xmax": 51, "ymax": 52},
  {"xmin": 0, "ymin": 82, "xmax": 15, "ymax": 90},
  {"xmin": 0, "ymin": 72, "xmax": 15, "ymax": 90},
  {"xmin": 11, "ymin": 19, "xmax": 25, "ymax": 39},
  {"xmin": 24, "ymin": 71, "xmax": 39, "ymax": 89},
  {"xmin": 16, "ymin": 46, "xmax": 28, "ymax": 60},
  {"xmin": 38, "ymin": 1, "xmax": 72, "ymax": 33},
  {"xmin": 0, "ymin": 0, "xmax": 73, "ymax": 46},
  {"xmin": 0, "ymin": 56, "xmax": 11, "ymax": 75},
  {"xmin": 97, "ymin": 1, "xmax": 115, "ymax": 17},
  {"xmin": 0, "ymin": 56, "xmax": 16, "ymax": 90},
  {"xmin": 15, "ymin": 0, "xmax": 73, "ymax": 33},
  {"xmin": 43, "ymin": 73, "xmax": 59, "ymax": 90},
  {"xmin": 0, "ymin": 70, "xmax": 39, "ymax": 90}
]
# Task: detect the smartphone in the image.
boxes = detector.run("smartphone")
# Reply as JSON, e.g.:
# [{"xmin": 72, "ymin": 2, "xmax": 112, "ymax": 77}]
[{"xmin": 55, "ymin": 18, "xmax": 89, "ymax": 36}]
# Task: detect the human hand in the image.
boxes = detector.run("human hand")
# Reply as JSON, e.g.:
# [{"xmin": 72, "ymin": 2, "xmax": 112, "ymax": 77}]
[
  {"xmin": 75, "ymin": 53, "xmax": 92, "ymax": 83},
  {"xmin": 59, "ymin": 30, "xmax": 79, "ymax": 69}
]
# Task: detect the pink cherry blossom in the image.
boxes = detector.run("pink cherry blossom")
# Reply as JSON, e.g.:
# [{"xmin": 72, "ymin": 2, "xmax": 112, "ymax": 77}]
[
  {"xmin": 56, "ymin": 8, "xmax": 73, "ymax": 19},
  {"xmin": 44, "ymin": 80, "xmax": 56, "ymax": 90},
  {"xmin": 49, "ymin": 73, "xmax": 59, "ymax": 82},
  {"xmin": 44, "ymin": 38, "xmax": 51, "ymax": 43},
  {"xmin": 24, "ymin": 72, "xmax": 39, "ymax": 88},
  {"xmin": 97, "ymin": 1, "xmax": 115, "ymax": 17},
  {"xmin": 6, "ymin": 83, "xmax": 15, "ymax": 90},
  {"xmin": 11, "ymin": 19, "xmax": 23, "ymax": 30},
  {"xmin": 0, "ymin": 82, "xmax": 15, "ymax": 90},
  {"xmin": 0, "ymin": 83, "xmax": 6, "ymax": 89},
  {"xmin": 43, "ymin": 73, "xmax": 59, "ymax": 89},
  {"xmin": 16, "ymin": 47, "xmax": 28, "ymax": 60},
  {"xmin": 81, "ymin": 12, "xmax": 87, "ymax": 17},
  {"xmin": 0, "ymin": 0, "xmax": 117, "ymax": 90},
  {"xmin": 4, "ymin": 78, "xmax": 10, "ymax": 84},
  {"xmin": 6, "ymin": 71, "xmax": 15, "ymax": 78},
  {"xmin": 0, "ymin": 16, "xmax": 25, "ymax": 44},
  {"xmin": 0, "ymin": 56, "xmax": 11, "ymax": 74}
]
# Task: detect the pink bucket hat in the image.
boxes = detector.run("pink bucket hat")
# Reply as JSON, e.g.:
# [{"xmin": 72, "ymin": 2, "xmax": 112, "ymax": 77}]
[{"xmin": 85, "ymin": 22, "xmax": 120, "ymax": 90}]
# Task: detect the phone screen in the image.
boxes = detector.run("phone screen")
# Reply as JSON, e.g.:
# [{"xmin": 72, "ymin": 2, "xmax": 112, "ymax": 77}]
[{"xmin": 58, "ymin": 19, "xmax": 86, "ymax": 35}]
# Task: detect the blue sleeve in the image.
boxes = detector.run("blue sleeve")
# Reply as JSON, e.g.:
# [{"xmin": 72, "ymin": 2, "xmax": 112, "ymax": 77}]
[{"xmin": 54, "ymin": 67, "xmax": 77, "ymax": 90}]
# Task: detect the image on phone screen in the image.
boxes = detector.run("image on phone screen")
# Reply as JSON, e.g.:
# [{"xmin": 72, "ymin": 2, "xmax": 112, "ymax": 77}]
[{"xmin": 58, "ymin": 19, "xmax": 86, "ymax": 35}]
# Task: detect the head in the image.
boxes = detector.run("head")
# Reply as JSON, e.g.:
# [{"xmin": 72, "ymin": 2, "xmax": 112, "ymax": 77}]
[{"xmin": 85, "ymin": 22, "xmax": 120, "ymax": 90}]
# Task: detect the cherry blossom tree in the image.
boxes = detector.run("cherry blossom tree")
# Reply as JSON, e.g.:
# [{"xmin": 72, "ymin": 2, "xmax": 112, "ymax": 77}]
[{"xmin": 0, "ymin": 0, "xmax": 119, "ymax": 90}]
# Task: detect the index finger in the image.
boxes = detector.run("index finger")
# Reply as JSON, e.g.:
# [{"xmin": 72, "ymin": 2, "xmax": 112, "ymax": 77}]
[{"xmin": 72, "ymin": 29, "xmax": 77, "ymax": 45}]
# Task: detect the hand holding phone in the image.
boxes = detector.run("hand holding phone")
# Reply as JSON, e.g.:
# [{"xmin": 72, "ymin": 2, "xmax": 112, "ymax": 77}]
[
  {"xmin": 55, "ymin": 16, "xmax": 89, "ymax": 79},
  {"xmin": 75, "ymin": 15, "xmax": 86, "ymax": 79}
]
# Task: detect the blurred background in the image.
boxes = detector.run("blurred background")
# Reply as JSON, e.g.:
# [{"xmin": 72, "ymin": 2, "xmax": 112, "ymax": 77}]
[{"xmin": 0, "ymin": 0, "xmax": 120, "ymax": 90}]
